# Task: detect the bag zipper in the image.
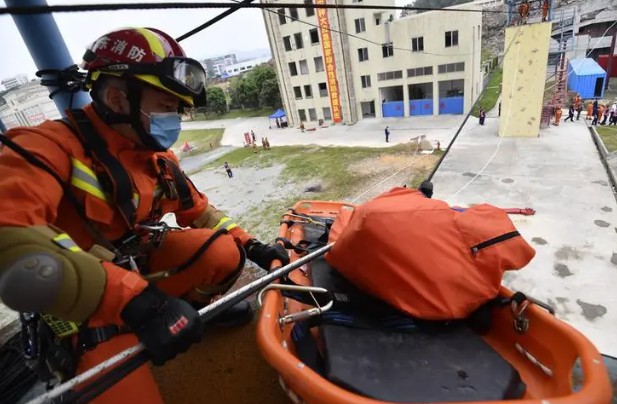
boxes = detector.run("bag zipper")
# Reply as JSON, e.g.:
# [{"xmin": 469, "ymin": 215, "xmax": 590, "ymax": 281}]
[{"xmin": 471, "ymin": 231, "xmax": 520, "ymax": 254}]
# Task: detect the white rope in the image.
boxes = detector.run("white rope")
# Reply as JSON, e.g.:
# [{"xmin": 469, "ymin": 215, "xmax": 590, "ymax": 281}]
[
  {"xmin": 348, "ymin": 150, "xmax": 430, "ymax": 204},
  {"xmin": 446, "ymin": 26, "xmax": 524, "ymax": 201}
]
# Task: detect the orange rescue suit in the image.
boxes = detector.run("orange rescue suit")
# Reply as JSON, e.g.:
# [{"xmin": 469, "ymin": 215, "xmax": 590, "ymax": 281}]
[{"xmin": 0, "ymin": 104, "xmax": 251, "ymax": 403}]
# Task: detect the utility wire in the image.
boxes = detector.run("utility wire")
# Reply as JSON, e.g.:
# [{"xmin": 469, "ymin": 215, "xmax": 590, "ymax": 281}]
[
  {"xmin": 0, "ymin": 1, "xmax": 541, "ymax": 16},
  {"xmin": 176, "ymin": 0, "xmax": 256, "ymax": 42}
]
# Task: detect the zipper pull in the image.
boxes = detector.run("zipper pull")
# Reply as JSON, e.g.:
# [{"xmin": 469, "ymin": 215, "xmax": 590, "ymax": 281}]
[{"xmin": 128, "ymin": 255, "xmax": 139, "ymax": 273}]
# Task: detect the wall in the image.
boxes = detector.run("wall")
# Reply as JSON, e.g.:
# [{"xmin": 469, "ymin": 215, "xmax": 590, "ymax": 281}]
[{"xmin": 499, "ymin": 22, "xmax": 552, "ymax": 138}]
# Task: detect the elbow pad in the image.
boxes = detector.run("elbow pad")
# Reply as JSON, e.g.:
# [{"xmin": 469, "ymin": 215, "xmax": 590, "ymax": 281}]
[{"xmin": 0, "ymin": 226, "xmax": 106, "ymax": 322}]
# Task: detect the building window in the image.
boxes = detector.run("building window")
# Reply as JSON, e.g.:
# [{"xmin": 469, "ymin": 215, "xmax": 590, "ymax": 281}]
[
  {"xmin": 289, "ymin": 62, "xmax": 298, "ymax": 76},
  {"xmin": 361, "ymin": 75, "xmax": 371, "ymax": 88},
  {"xmin": 283, "ymin": 36, "xmax": 292, "ymax": 51},
  {"xmin": 309, "ymin": 28, "xmax": 320, "ymax": 44},
  {"xmin": 318, "ymin": 82, "xmax": 328, "ymax": 97},
  {"xmin": 314, "ymin": 56, "xmax": 324, "ymax": 72},
  {"xmin": 377, "ymin": 70, "xmax": 403, "ymax": 81},
  {"xmin": 407, "ymin": 66, "xmax": 433, "ymax": 77},
  {"xmin": 294, "ymin": 33, "xmax": 304, "ymax": 49},
  {"xmin": 437, "ymin": 62, "xmax": 465, "ymax": 74},
  {"xmin": 323, "ymin": 107, "xmax": 332, "ymax": 120},
  {"xmin": 277, "ymin": 9, "xmax": 286, "ymax": 25},
  {"xmin": 352, "ymin": 0, "xmax": 363, "ymax": 2},
  {"xmin": 289, "ymin": 7, "xmax": 299, "ymax": 20},
  {"xmin": 445, "ymin": 30, "xmax": 459, "ymax": 47},
  {"xmin": 299, "ymin": 59, "xmax": 309, "ymax": 75},
  {"xmin": 412, "ymin": 37, "xmax": 424, "ymax": 52},
  {"xmin": 305, "ymin": 0, "xmax": 315, "ymax": 17},
  {"xmin": 294, "ymin": 86, "xmax": 303, "ymax": 99},
  {"xmin": 298, "ymin": 109, "xmax": 307, "ymax": 122},
  {"xmin": 382, "ymin": 43, "xmax": 394, "ymax": 58},
  {"xmin": 374, "ymin": 13, "xmax": 381, "ymax": 25},
  {"xmin": 304, "ymin": 85, "xmax": 313, "ymax": 98},
  {"xmin": 354, "ymin": 18, "xmax": 366, "ymax": 33},
  {"xmin": 358, "ymin": 47, "xmax": 369, "ymax": 62},
  {"xmin": 308, "ymin": 108, "xmax": 317, "ymax": 121}
]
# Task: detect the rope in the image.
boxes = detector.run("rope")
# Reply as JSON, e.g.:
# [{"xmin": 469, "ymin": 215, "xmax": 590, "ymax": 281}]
[
  {"xmin": 0, "ymin": 332, "xmax": 39, "ymax": 404},
  {"xmin": 0, "ymin": 2, "xmax": 520, "ymax": 16},
  {"xmin": 446, "ymin": 26, "xmax": 524, "ymax": 200}
]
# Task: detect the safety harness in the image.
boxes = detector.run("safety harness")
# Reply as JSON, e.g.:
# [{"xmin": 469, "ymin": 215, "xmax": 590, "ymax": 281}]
[{"xmin": 0, "ymin": 108, "xmax": 238, "ymax": 386}]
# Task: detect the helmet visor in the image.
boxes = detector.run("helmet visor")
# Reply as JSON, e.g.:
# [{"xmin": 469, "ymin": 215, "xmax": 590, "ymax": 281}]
[{"xmin": 100, "ymin": 57, "xmax": 206, "ymax": 97}]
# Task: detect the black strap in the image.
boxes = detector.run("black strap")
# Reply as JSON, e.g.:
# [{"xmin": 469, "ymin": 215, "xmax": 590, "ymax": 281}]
[
  {"xmin": 77, "ymin": 325, "xmax": 129, "ymax": 354},
  {"xmin": 67, "ymin": 109, "xmax": 137, "ymax": 227},
  {"xmin": 0, "ymin": 132, "xmax": 120, "ymax": 255},
  {"xmin": 157, "ymin": 156, "xmax": 194, "ymax": 210}
]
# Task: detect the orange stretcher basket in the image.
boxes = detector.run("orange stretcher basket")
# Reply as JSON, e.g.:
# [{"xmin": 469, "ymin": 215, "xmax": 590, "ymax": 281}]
[{"xmin": 256, "ymin": 200, "xmax": 613, "ymax": 404}]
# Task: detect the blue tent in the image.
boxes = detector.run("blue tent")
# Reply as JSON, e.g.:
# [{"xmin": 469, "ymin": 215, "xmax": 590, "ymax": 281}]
[
  {"xmin": 567, "ymin": 58, "xmax": 607, "ymax": 99},
  {"xmin": 269, "ymin": 109, "xmax": 286, "ymax": 118}
]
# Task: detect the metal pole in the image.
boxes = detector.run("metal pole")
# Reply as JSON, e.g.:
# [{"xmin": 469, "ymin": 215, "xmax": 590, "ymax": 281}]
[
  {"xmin": 5, "ymin": 0, "xmax": 90, "ymax": 117},
  {"xmin": 606, "ymin": 31, "xmax": 616, "ymax": 91}
]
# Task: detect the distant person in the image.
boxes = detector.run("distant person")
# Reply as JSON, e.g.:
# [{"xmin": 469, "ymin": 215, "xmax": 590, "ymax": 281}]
[
  {"xmin": 385, "ymin": 126, "xmax": 390, "ymax": 142},
  {"xmin": 498, "ymin": 101, "xmax": 501, "ymax": 117},
  {"xmin": 564, "ymin": 104, "xmax": 574, "ymax": 122},
  {"xmin": 251, "ymin": 130, "xmax": 256, "ymax": 143},
  {"xmin": 479, "ymin": 108, "xmax": 486, "ymax": 125},
  {"xmin": 264, "ymin": 137, "xmax": 271, "ymax": 150},
  {"xmin": 610, "ymin": 103, "xmax": 617, "ymax": 126},
  {"xmin": 519, "ymin": 0, "xmax": 530, "ymax": 24},
  {"xmin": 276, "ymin": 117, "xmax": 281, "ymax": 128},
  {"xmin": 541, "ymin": 0, "xmax": 549, "ymax": 22},
  {"xmin": 600, "ymin": 104, "xmax": 609, "ymax": 125},
  {"xmin": 554, "ymin": 106, "xmax": 562, "ymax": 125},
  {"xmin": 224, "ymin": 161, "xmax": 233, "ymax": 178}
]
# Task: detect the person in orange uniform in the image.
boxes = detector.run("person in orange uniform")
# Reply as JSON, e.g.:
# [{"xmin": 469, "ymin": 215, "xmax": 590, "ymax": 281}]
[
  {"xmin": 587, "ymin": 101, "xmax": 594, "ymax": 120},
  {"xmin": 518, "ymin": 0, "xmax": 530, "ymax": 25},
  {"xmin": 554, "ymin": 106, "xmax": 562, "ymax": 125},
  {"xmin": 0, "ymin": 28, "xmax": 289, "ymax": 403},
  {"xmin": 541, "ymin": 0, "xmax": 550, "ymax": 22}
]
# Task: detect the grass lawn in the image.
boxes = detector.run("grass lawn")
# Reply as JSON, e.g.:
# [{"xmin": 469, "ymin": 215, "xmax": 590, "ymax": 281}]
[
  {"xmin": 596, "ymin": 125, "xmax": 617, "ymax": 153},
  {"xmin": 198, "ymin": 143, "xmax": 441, "ymax": 240},
  {"xmin": 177, "ymin": 129, "xmax": 224, "ymax": 151},
  {"xmin": 191, "ymin": 108, "xmax": 273, "ymax": 121},
  {"xmin": 471, "ymin": 67, "xmax": 502, "ymax": 117}
]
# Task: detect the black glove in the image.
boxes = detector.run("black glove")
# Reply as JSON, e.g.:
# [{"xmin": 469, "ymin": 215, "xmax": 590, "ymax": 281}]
[
  {"xmin": 121, "ymin": 284, "xmax": 203, "ymax": 366},
  {"xmin": 418, "ymin": 180, "xmax": 434, "ymax": 198},
  {"xmin": 245, "ymin": 240, "xmax": 290, "ymax": 270}
]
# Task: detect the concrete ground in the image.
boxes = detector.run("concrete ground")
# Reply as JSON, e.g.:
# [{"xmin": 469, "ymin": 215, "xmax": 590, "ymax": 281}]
[
  {"xmin": 432, "ymin": 111, "xmax": 617, "ymax": 357},
  {"xmin": 181, "ymin": 114, "xmax": 465, "ymax": 148}
]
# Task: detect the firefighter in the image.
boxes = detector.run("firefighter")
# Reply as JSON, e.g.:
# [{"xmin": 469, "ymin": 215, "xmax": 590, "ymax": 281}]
[
  {"xmin": 519, "ymin": 0, "xmax": 530, "ymax": 25},
  {"xmin": 0, "ymin": 28, "xmax": 289, "ymax": 403},
  {"xmin": 541, "ymin": 0, "xmax": 550, "ymax": 22}
]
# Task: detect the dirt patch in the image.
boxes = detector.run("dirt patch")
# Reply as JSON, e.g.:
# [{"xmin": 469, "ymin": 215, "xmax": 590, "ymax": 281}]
[{"xmin": 348, "ymin": 154, "xmax": 434, "ymax": 177}]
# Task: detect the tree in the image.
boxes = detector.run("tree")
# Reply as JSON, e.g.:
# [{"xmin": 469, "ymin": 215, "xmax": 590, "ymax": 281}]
[
  {"xmin": 205, "ymin": 86, "xmax": 227, "ymax": 115},
  {"xmin": 259, "ymin": 78, "xmax": 282, "ymax": 109},
  {"xmin": 236, "ymin": 79, "xmax": 260, "ymax": 110}
]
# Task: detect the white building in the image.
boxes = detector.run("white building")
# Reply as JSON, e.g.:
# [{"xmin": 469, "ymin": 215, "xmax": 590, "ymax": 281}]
[
  {"xmin": 1, "ymin": 74, "xmax": 29, "ymax": 91},
  {"xmin": 262, "ymin": 0, "xmax": 483, "ymax": 126},
  {"xmin": 0, "ymin": 81, "xmax": 61, "ymax": 130},
  {"xmin": 224, "ymin": 57, "xmax": 273, "ymax": 77}
]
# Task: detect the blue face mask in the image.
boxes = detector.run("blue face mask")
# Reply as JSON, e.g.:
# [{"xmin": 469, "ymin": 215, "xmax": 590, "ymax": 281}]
[{"xmin": 143, "ymin": 111, "xmax": 182, "ymax": 150}]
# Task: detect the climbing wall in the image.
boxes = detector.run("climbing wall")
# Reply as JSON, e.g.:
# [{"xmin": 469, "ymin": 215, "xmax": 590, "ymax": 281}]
[{"xmin": 499, "ymin": 22, "xmax": 552, "ymax": 138}]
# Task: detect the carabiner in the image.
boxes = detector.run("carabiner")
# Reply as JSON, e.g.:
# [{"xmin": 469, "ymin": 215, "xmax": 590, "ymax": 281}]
[{"xmin": 257, "ymin": 284, "xmax": 334, "ymax": 325}]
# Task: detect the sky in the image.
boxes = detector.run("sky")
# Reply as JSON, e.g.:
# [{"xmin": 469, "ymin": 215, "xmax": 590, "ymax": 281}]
[{"xmin": 0, "ymin": 0, "xmax": 410, "ymax": 85}]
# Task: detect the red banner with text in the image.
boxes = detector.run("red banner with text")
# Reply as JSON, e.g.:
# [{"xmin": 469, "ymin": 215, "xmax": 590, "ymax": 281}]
[{"xmin": 315, "ymin": 0, "xmax": 342, "ymax": 123}]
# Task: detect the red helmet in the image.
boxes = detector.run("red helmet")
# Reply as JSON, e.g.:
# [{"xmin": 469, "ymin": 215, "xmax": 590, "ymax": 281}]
[{"xmin": 82, "ymin": 27, "xmax": 205, "ymax": 106}]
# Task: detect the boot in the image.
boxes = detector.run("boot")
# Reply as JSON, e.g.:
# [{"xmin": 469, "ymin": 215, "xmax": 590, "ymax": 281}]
[{"xmin": 192, "ymin": 300, "xmax": 254, "ymax": 328}]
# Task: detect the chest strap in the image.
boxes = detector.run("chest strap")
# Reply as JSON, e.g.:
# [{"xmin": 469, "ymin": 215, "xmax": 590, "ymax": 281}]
[
  {"xmin": 155, "ymin": 156, "xmax": 194, "ymax": 211},
  {"xmin": 66, "ymin": 109, "xmax": 136, "ymax": 227}
]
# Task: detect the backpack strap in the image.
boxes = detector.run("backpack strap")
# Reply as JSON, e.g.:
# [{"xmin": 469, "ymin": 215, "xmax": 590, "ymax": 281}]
[
  {"xmin": 154, "ymin": 156, "xmax": 194, "ymax": 211},
  {"xmin": 66, "ymin": 109, "xmax": 137, "ymax": 227}
]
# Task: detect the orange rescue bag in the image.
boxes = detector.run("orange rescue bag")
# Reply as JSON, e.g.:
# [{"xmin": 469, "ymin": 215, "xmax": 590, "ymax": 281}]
[{"xmin": 326, "ymin": 187, "xmax": 536, "ymax": 320}]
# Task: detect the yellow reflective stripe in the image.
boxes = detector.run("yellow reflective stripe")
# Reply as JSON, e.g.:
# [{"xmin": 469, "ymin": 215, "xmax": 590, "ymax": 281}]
[
  {"xmin": 213, "ymin": 216, "xmax": 238, "ymax": 231},
  {"xmin": 52, "ymin": 233, "xmax": 82, "ymax": 252},
  {"xmin": 136, "ymin": 28, "xmax": 166, "ymax": 59},
  {"xmin": 70, "ymin": 158, "xmax": 107, "ymax": 201},
  {"xmin": 132, "ymin": 192, "xmax": 140, "ymax": 208}
]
